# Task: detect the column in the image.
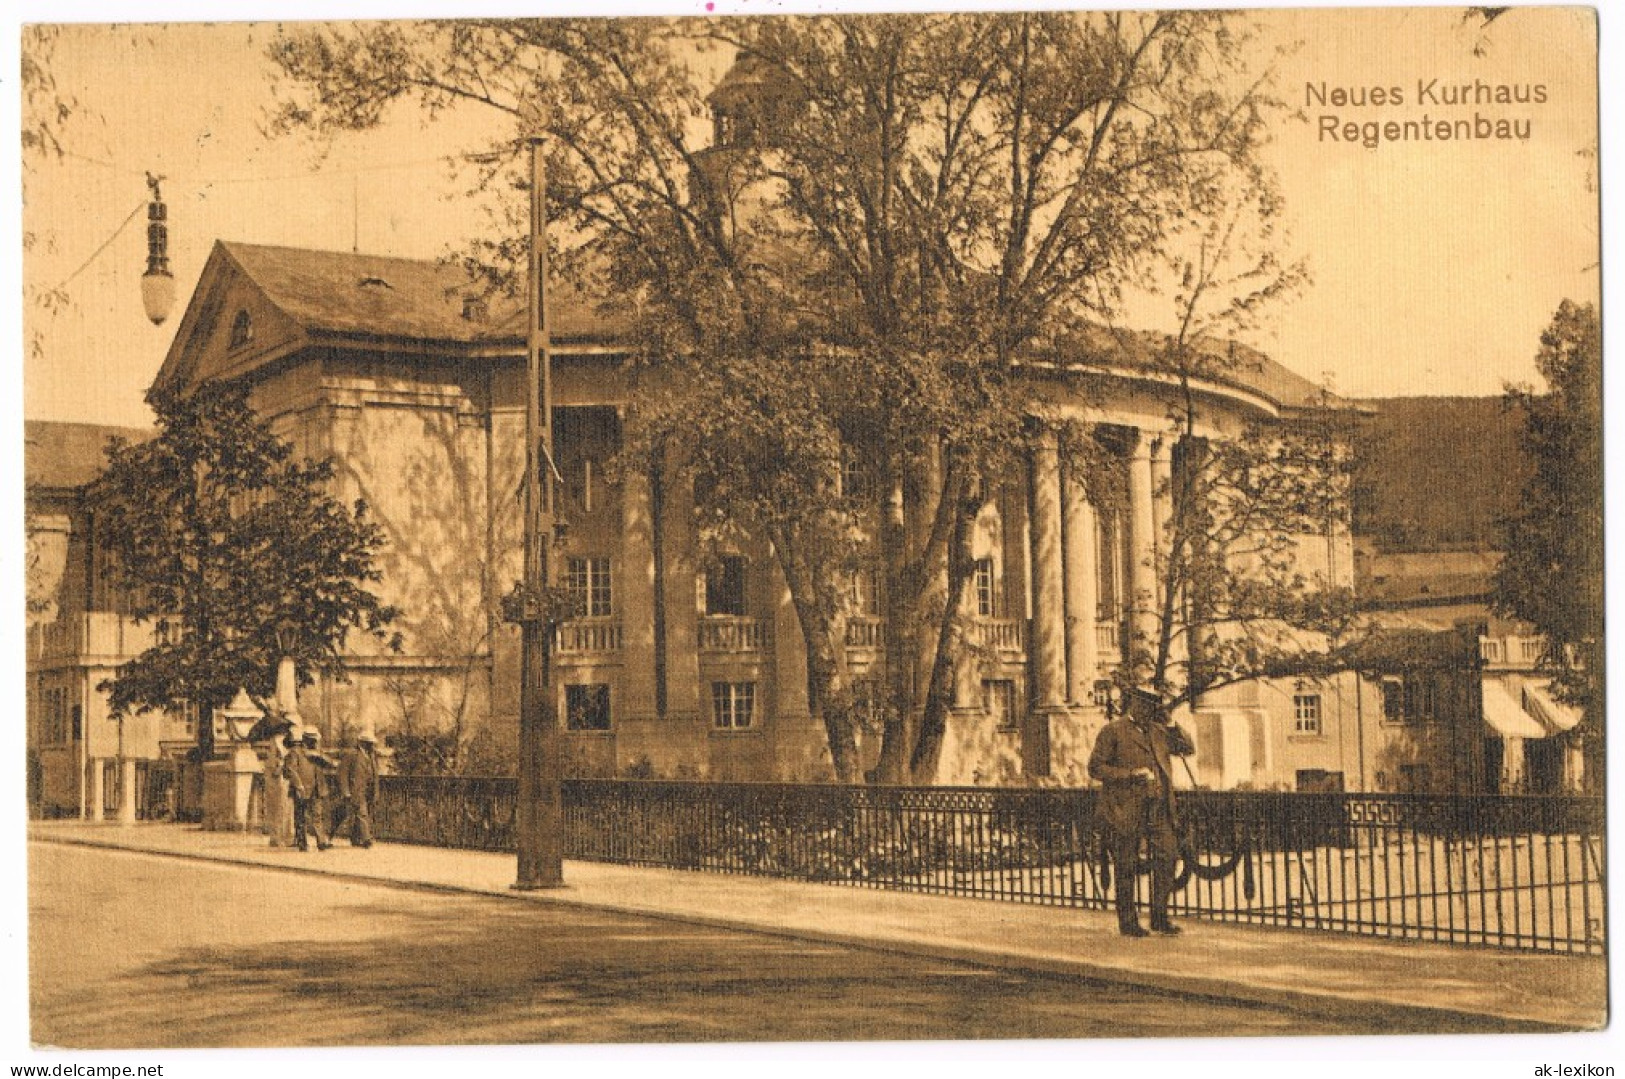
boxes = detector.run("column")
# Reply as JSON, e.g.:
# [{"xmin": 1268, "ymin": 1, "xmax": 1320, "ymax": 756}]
[
  {"xmin": 1150, "ymin": 436, "xmax": 1173, "ymax": 562},
  {"xmin": 772, "ymin": 564, "xmax": 810, "ymax": 721},
  {"xmin": 86, "ymin": 757, "xmax": 104, "ymax": 822},
  {"xmin": 1503, "ymin": 736, "xmax": 1525, "ymax": 793},
  {"xmin": 118, "ymin": 756, "xmax": 137, "ymax": 823},
  {"xmin": 1061, "ymin": 451, "xmax": 1099, "ymax": 705},
  {"xmin": 771, "ymin": 560, "xmax": 821, "ymax": 779},
  {"xmin": 660, "ymin": 460, "xmax": 701, "ymax": 725},
  {"xmin": 1128, "ymin": 431, "xmax": 1159, "ymax": 675},
  {"xmin": 1029, "ymin": 434, "xmax": 1067, "ymax": 712},
  {"xmin": 620, "ymin": 466, "xmax": 658, "ymax": 723}
]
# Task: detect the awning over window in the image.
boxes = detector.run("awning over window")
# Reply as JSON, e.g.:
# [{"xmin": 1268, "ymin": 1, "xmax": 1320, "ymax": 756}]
[
  {"xmin": 1519, "ymin": 678, "xmax": 1581, "ymax": 733},
  {"xmin": 1482, "ymin": 678, "xmax": 1548, "ymax": 739}
]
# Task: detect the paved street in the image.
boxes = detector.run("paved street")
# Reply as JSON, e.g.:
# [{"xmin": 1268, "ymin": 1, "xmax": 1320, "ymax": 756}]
[{"xmin": 33, "ymin": 842, "xmax": 1418, "ymax": 1049}]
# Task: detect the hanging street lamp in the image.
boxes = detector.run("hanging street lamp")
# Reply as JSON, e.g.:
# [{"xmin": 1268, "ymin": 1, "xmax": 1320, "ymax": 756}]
[{"xmin": 141, "ymin": 173, "xmax": 176, "ymax": 326}]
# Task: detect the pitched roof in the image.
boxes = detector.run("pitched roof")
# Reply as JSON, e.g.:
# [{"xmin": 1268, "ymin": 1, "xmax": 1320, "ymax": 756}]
[
  {"xmin": 211, "ymin": 242, "xmax": 1334, "ymax": 410},
  {"xmin": 1052, "ymin": 324, "xmax": 1349, "ymax": 412},
  {"xmin": 25, "ymin": 420, "xmax": 151, "ymax": 491},
  {"xmin": 217, "ymin": 242, "xmax": 619, "ymax": 346}
]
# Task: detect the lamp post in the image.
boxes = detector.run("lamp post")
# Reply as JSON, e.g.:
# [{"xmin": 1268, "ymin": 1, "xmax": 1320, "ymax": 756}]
[{"xmin": 514, "ymin": 133, "xmax": 565, "ymax": 890}]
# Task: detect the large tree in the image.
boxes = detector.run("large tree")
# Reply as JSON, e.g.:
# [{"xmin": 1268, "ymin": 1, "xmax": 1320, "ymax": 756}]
[
  {"xmin": 1494, "ymin": 300, "xmax": 1603, "ymax": 789},
  {"xmin": 269, "ymin": 13, "xmax": 1284, "ymax": 783},
  {"xmin": 1115, "ymin": 183, "xmax": 1365, "ymax": 712},
  {"xmin": 85, "ymin": 380, "xmax": 400, "ymax": 756}
]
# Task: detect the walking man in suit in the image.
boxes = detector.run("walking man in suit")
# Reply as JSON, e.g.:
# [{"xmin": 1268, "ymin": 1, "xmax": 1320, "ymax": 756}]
[
  {"xmin": 1088, "ymin": 686, "xmax": 1194, "ymax": 937},
  {"xmin": 281, "ymin": 729, "xmax": 331, "ymax": 852},
  {"xmin": 334, "ymin": 729, "xmax": 381, "ymax": 848}
]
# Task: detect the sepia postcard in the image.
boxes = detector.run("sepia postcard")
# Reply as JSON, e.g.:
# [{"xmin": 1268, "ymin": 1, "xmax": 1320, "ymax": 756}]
[{"xmin": 10, "ymin": 1, "xmax": 1610, "ymax": 1074}]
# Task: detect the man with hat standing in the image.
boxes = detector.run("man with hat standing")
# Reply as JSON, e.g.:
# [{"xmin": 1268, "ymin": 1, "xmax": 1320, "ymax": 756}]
[
  {"xmin": 281, "ymin": 727, "xmax": 332, "ymax": 852},
  {"xmin": 334, "ymin": 728, "xmax": 381, "ymax": 848},
  {"xmin": 302, "ymin": 728, "xmax": 338, "ymax": 846},
  {"xmin": 1088, "ymin": 686, "xmax": 1195, "ymax": 937}
]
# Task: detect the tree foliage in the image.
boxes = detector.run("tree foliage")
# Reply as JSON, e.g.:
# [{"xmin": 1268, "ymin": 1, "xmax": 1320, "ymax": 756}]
[
  {"xmin": 1122, "ymin": 179, "xmax": 1362, "ymax": 711},
  {"xmin": 1494, "ymin": 300, "xmax": 1603, "ymax": 784},
  {"xmin": 1149, "ymin": 415, "xmax": 1363, "ymax": 707},
  {"xmin": 269, "ymin": 13, "xmax": 1288, "ymax": 782},
  {"xmin": 22, "ymin": 25, "xmax": 87, "ymax": 349},
  {"xmin": 85, "ymin": 380, "xmax": 400, "ymax": 752}
]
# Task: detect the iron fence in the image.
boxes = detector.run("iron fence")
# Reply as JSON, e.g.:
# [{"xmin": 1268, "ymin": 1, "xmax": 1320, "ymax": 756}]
[
  {"xmin": 375, "ymin": 777, "xmax": 1605, "ymax": 955},
  {"xmin": 378, "ymin": 775, "xmax": 519, "ymax": 851}
]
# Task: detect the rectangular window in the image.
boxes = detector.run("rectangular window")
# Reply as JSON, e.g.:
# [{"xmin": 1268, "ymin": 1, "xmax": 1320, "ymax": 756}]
[
  {"xmin": 565, "ymin": 683, "xmax": 612, "ymax": 731},
  {"xmin": 840, "ymin": 456, "xmax": 868, "ymax": 502},
  {"xmin": 554, "ymin": 406, "xmax": 621, "ymax": 517},
  {"xmin": 711, "ymin": 681, "xmax": 756, "ymax": 729},
  {"xmin": 1293, "ymin": 693, "xmax": 1322, "ymax": 735},
  {"xmin": 1404, "ymin": 677, "xmax": 1436, "ymax": 721},
  {"xmin": 852, "ymin": 567, "xmax": 882, "ymax": 616},
  {"xmin": 567, "ymin": 557, "xmax": 613, "ymax": 617},
  {"xmin": 1382, "ymin": 676, "xmax": 1433, "ymax": 724},
  {"xmin": 1296, "ymin": 769, "xmax": 1345, "ymax": 793},
  {"xmin": 851, "ymin": 677, "xmax": 884, "ymax": 734},
  {"xmin": 984, "ymin": 679, "xmax": 1018, "ymax": 730},
  {"xmin": 43, "ymin": 689, "xmax": 68, "ymax": 745},
  {"xmin": 1380, "ymin": 679, "xmax": 1403, "ymax": 722},
  {"xmin": 1096, "ymin": 514, "xmax": 1119, "ymax": 618},
  {"xmin": 705, "ymin": 556, "xmax": 748, "ymax": 616},
  {"xmin": 561, "ymin": 455, "xmax": 608, "ymax": 515},
  {"xmin": 973, "ymin": 558, "xmax": 995, "ymax": 618}
]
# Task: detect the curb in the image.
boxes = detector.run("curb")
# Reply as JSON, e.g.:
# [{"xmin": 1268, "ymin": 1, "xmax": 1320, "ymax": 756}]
[{"xmin": 31, "ymin": 833, "xmax": 1582, "ymax": 1035}]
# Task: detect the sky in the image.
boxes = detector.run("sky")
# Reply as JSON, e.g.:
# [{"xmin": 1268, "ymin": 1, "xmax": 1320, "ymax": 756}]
[{"xmin": 15, "ymin": 3, "xmax": 1603, "ymax": 430}]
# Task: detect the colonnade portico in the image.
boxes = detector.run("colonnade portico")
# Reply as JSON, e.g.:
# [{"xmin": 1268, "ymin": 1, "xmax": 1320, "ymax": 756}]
[{"xmin": 1024, "ymin": 422, "xmax": 1173, "ymax": 751}]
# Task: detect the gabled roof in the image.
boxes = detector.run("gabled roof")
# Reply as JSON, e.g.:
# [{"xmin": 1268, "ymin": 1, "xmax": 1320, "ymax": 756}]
[
  {"xmin": 25, "ymin": 420, "xmax": 151, "ymax": 491},
  {"xmin": 216, "ymin": 241, "xmax": 618, "ymax": 345},
  {"xmin": 166, "ymin": 241, "xmax": 1335, "ymax": 415}
]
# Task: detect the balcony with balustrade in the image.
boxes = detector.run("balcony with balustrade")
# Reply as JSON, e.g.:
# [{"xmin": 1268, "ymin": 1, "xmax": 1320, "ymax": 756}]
[
  {"xmin": 1479, "ymin": 634, "xmax": 1548, "ymax": 671},
  {"xmin": 28, "ymin": 611, "xmax": 159, "ymax": 667},
  {"xmin": 842, "ymin": 615, "xmax": 1032, "ymax": 661},
  {"xmin": 554, "ymin": 618, "xmax": 624, "ymax": 658},
  {"xmin": 699, "ymin": 615, "xmax": 771, "ymax": 653},
  {"xmin": 844, "ymin": 616, "xmax": 885, "ymax": 652},
  {"xmin": 971, "ymin": 618, "xmax": 1026, "ymax": 657}
]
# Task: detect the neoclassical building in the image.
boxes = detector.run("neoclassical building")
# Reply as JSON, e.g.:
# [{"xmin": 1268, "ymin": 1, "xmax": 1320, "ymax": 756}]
[
  {"xmin": 115, "ymin": 236, "xmax": 1363, "ymax": 790},
  {"xmin": 29, "ymin": 240, "xmax": 1588, "ymax": 812}
]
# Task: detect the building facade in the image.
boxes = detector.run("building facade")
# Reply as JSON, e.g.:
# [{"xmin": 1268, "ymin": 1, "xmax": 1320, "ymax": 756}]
[
  {"xmin": 31, "ymin": 237, "xmax": 1584, "ymax": 806},
  {"xmin": 25, "ymin": 421, "xmax": 196, "ymax": 818},
  {"xmin": 100, "ymin": 237, "xmax": 1371, "ymax": 790}
]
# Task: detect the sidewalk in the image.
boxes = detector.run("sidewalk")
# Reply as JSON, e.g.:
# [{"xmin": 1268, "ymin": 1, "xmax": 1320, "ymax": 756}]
[{"xmin": 29, "ymin": 820, "xmax": 1606, "ymax": 1032}]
